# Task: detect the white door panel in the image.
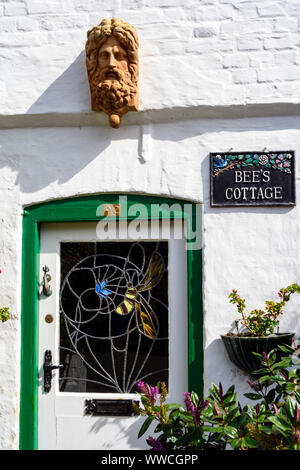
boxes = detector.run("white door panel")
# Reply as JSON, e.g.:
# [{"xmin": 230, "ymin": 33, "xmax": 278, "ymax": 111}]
[{"xmin": 38, "ymin": 221, "xmax": 187, "ymax": 450}]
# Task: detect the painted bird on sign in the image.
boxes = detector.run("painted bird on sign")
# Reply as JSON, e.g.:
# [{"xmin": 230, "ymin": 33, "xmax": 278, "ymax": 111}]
[{"xmin": 213, "ymin": 155, "xmax": 228, "ymax": 168}]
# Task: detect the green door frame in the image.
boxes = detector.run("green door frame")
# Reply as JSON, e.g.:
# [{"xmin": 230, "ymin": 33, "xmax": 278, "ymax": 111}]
[{"xmin": 19, "ymin": 194, "xmax": 203, "ymax": 450}]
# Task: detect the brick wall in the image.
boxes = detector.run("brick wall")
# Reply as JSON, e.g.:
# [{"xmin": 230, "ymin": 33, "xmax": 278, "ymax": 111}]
[{"xmin": 1, "ymin": 0, "xmax": 300, "ymax": 114}]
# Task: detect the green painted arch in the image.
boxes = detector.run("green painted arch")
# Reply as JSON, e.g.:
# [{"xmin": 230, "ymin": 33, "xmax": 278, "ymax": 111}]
[{"xmin": 20, "ymin": 194, "xmax": 203, "ymax": 450}]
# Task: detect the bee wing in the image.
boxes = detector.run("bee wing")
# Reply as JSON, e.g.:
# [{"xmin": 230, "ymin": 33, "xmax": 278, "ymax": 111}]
[
  {"xmin": 135, "ymin": 297, "xmax": 158, "ymax": 339},
  {"xmin": 137, "ymin": 252, "xmax": 164, "ymax": 292}
]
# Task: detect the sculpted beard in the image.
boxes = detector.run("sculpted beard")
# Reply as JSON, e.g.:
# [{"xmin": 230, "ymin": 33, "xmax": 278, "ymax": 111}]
[{"xmin": 92, "ymin": 67, "xmax": 136, "ymax": 112}]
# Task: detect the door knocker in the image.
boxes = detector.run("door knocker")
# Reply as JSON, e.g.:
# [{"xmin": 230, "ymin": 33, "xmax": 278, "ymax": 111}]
[{"xmin": 42, "ymin": 265, "xmax": 52, "ymax": 297}]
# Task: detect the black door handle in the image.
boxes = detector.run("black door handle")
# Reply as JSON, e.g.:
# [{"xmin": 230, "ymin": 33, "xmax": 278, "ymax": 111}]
[{"xmin": 43, "ymin": 350, "xmax": 64, "ymax": 393}]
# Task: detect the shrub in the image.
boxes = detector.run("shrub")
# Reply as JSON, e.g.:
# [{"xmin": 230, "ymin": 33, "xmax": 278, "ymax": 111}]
[{"xmin": 134, "ymin": 342, "xmax": 300, "ymax": 450}]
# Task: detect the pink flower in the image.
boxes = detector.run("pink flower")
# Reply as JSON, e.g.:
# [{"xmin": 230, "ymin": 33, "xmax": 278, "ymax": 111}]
[
  {"xmin": 148, "ymin": 436, "xmax": 163, "ymax": 450},
  {"xmin": 184, "ymin": 392, "xmax": 207, "ymax": 426},
  {"xmin": 247, "ymin": 379, "xmax": 260, "ymax": 391},
  {"xmin": 137, "ymin": 381, "xmax": 159, "ymax": 406},
  {"xmin": 203, "ymin": 400, "xmax": 209, "ymax": 409},
  {"xmin": 184, "ymin": 392, "xmax": 194, "ymax": 413},
  {"xmin": 262, "ymin": 351, "xmax": 268, "ymax": 361},
  {"xmin": 192, "ymin": 407, "xmax": 202, "ymax": 426}
]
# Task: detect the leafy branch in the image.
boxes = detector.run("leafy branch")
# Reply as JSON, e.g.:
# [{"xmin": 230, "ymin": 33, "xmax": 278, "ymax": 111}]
[
  {"xmin": 0, "ymin": 307, "xmax": 11, "ymax": 323},
  {"xmin": 229, "ymin": 284, "xmax": 300, "ymax": 337},
  {"xmin": 135, "ymin": 343, "xmax": 300, "ymax": 451}
]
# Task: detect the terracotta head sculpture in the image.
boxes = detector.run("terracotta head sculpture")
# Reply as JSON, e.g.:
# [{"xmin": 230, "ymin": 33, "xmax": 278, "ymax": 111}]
[{"xmin": 86, "ymin": 18, "xmax": 139, "ymax": 128}]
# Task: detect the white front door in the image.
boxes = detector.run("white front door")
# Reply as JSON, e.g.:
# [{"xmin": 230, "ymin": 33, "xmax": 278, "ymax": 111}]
[{"xmin": 38, "ymin": 220, "xmax": 187, "ymax": 450}]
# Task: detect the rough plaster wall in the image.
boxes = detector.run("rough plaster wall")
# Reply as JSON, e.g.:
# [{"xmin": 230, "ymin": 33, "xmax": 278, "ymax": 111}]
[
  {"xmin": 1, "ymin": 0, "xmax": 300, "ymax": 115},
  {"xmin": 0, "ymin": 150, "xmax": 21, "ymax": 449},
  {"xmin": 1, "ymin": 116, "xmax": 300, "ymax": 449},
  {"xmin": 0, "ymin": 0, "xmax": 300, "ymax": 450}
]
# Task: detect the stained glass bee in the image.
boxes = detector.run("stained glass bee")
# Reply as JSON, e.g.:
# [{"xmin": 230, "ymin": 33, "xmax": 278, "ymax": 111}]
[{"xmin": 115, "ymin": 252, "xmax": 164, "ymax": 339}]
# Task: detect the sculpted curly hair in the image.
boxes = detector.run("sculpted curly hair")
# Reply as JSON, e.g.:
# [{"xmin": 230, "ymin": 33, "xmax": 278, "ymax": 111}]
[{"xmin": 86, "ymin": 17, "xmax": 139, "ymax": 84}]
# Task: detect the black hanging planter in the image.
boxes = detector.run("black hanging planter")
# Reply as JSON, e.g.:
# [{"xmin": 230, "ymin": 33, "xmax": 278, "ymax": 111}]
[{"xmin": 221, "ymin": 332, "xmax": 295, "ymax": 376}]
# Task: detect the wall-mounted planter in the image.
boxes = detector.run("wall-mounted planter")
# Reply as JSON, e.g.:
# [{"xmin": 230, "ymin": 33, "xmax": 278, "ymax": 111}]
[{"xmin": 221, "ymin": 332, "xmax": 295, "ymax": 376}]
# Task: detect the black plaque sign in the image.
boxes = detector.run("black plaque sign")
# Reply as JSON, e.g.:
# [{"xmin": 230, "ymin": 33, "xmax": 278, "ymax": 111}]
[{"xmin": 210, "ymin": 151, "xmax": 295, "ymax": 207}]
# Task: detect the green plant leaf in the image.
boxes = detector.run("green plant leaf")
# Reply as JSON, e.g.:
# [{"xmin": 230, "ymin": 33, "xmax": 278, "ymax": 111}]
[
  {"xmin": 138, "ymin": 415, "xmax": 155, "ymax": 438},
  {"xmin": 191, "ymin": 391, "xmax": 199, "ymax": 406},
  {"xmin": 165, "ymin": 403, "xmax": 183, "ymax": 412},
  {"xmin": 284, "ymin": 383, "xmax": 298, "ymax": 393},
  {"xmin": 268, "ymin": 351, "xmax": 277, "ymax": 366},
  {"xmin": 230, "ymin": 437, "xmax": 242, "ymax": 449},
  {"xmin": 271, "ymin": 358, "xmax": 292, "ymax": 370},
  {"xmin": 223, "ymin": 384, "xmax": 235, "ymax": 397},
  {"xmin": 294, "ymin": 391, "xmax": 300, "ymax": 402},
  {"xmin": 266, "ymin": 389, "xmax": 276, "ymax": 403},
  {"xmin": 244, "ymin": 393, "xmax": 262, "ymax": 401},
  {"xmin": 201, "ymin": 425, "xmax": 215, "ymax": 433},
  {"xmin": 0, "ymin": 307, "xmax": 11, "ymax": 323},
  {"xmin": 259, "ymin": 425, "xmax": 273, "ymax": 434},
  {"xmin": 267, "ymin": 415, "xmax": 290, "ymax": 434},
  {"xmin": 286, "ymin": 396, "xmax": 297, "ymax": 420},
  {"xmin": 243, "ymin": 437, "xmax": 260, "ymax": 448},
  {"xmin": 278, "ymin": 345, "xmax": 294, "ymax": 353},
  {"xmin": 178, "ymin": 412, "xmax": 194, "ymax": 423},
  {"xmin": 259, "ymin": 375, "xmax": 272, "ymax": 384},
  {"xmin": 175, "ymin": 433, "xmax": 193, "ymax": 447},
  {"xmin": 224, "ymin": 425, "xmax": 238, "ymax": 439},
  {"xmin": 288, "ymin": 369, "xmax": 298, "ymax": 380},
  {"xmin": 251, "ymin": 352, "xmax": 264, "ymax": 358},
  {"xmin": 209, "ymin": 426, "xmax": 225, "ymax": 434}
]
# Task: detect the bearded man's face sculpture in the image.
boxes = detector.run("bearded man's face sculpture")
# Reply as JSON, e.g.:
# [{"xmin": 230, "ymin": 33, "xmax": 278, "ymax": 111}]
[{"xmin": 86, "ymin": 18, "xmax": 139, "ymax": 128}]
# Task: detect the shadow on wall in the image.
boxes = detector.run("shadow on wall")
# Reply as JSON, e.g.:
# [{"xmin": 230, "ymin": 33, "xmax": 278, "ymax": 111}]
[
  {"xmin": 88, "ymin": 415, "xmax": 148, "ymax": 450},
  {"xmin": 1, "ymin": 47, "xmax": 300, "ymax": 197},
  {"xmin": 0, "ymin": 51, "xmax": 144, "ymax": 193},
  {"xmin": 10, "ymin": 124, "xmax": 140, "ymax": 194},
  {"xmin": 204, "ymin": 338, "xmax": 251, "ymax": 399},
  {"xmin": 27, "ymin": 50, "xmax": 90, "ymax": 115}
]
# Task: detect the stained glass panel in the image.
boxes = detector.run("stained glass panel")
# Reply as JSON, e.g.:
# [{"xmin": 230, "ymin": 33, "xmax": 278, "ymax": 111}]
[{"xmin": 59, "ymin": 241, "xmax": 169, "ymax": 393}]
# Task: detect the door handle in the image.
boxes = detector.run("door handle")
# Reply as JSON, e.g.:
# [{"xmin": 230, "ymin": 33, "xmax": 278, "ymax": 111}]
[{"xmin": 43, "ymin": 350, "xmax": 64, "ymax": 393}]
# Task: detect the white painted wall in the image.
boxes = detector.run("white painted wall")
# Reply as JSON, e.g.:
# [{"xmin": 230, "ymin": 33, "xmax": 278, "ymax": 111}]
[
  {"xmin": 1, "ymin": 0, "xmax": 300, "ymax": 116},
  {"xmin": 0, "ymin": 0, "xmax": 300, "ymax": 449}
]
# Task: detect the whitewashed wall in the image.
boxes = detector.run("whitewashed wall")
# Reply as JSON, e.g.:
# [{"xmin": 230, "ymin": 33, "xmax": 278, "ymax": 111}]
[
  {"xmin": 0, "ymin": 0, "xmax": 300, "ymax": 449},
  {"xmin": 1, "ymin": 0, "xmax": 300, "ymax": 117}
]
